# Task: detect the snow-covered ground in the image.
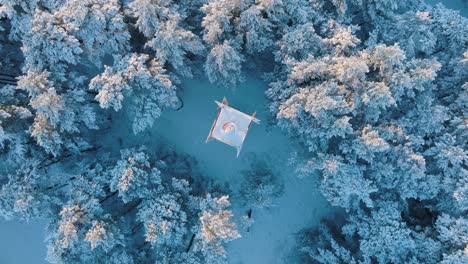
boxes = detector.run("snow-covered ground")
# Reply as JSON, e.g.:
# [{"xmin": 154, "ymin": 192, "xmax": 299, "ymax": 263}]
[
  {"xmin": 0, "ymin": 219, "xmax": 48, "ymax": 264},
  {"xmin": 99, "ymin": 74, "xmax": 335, "ymax": 263},
  {"xmin": 427, "ymin": 0, "xmax": 467, "ymax": 16},
  {"xmin": 148, "ymin": 76, "xmax": 334, "ymax": 263}
]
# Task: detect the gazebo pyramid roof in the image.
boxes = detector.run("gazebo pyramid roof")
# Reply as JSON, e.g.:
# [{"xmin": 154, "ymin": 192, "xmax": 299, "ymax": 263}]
[{"xmin": 206, "ymin": 97, "xmax": 260, "ymax": 157}]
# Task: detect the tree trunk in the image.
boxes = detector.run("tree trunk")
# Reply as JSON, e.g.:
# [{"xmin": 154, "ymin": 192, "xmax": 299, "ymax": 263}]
[
  {"xmin": 186, "ymin": 234, "xmax": 196, "ymax": 252},
  {"xmin": 0, "ymin": 74, "xmax": 17, "ymax": 85},
  {"xmin": 39, "ymin": 146, "xmax": 102, "ymax": 168}
]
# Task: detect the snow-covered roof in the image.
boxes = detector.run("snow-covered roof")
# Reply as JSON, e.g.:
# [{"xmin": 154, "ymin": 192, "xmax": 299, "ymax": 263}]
[{"xmin": 206, "ymin": 98, "xmax": 260, "ymax": 157}]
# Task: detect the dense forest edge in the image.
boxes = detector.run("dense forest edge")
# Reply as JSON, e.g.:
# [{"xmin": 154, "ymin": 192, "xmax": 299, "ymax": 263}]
[{"xmin": 0, "ymin": 0, "xmax": 466, "ymax": 263}]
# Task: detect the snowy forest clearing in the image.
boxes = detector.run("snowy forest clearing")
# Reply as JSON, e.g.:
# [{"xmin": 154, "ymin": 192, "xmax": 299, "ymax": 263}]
[{"xmin": 112, "ymin": 75, "xmax": 334, "ymax": 263}]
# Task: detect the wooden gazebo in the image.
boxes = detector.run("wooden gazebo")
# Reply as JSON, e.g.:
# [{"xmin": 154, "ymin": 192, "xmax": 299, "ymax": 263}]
[{"xmin": 206, "ymin": 97, "xmax": 260, "ymax": 157}]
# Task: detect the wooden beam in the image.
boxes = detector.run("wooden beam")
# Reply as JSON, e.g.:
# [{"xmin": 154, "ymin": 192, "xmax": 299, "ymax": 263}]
[
  {"xmin": 250, "ymin": 111, "xmax": 260, "ymax": 124},
  {"xmin": 236, "ymin": 146, "xmax": 242, "ymax": 158},
  {"xmin": 206, "ymin": 105, "xmax": 223, "ymax": 143}
]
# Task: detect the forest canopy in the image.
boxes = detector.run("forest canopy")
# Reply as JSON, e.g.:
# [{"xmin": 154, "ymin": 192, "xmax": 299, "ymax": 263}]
[{"xmin": 0, "ymin": 0, "xmax": 466, "ymax": 263}]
